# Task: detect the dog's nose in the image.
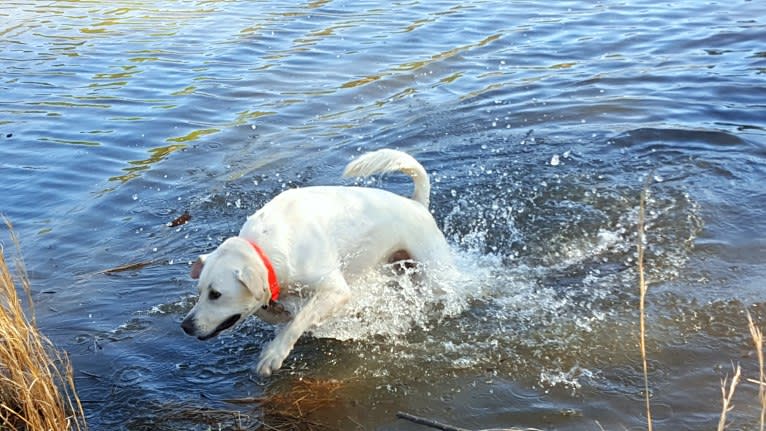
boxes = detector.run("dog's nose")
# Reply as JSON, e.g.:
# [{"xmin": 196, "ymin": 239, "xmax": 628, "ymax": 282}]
[{"xmin": 181, "ymin": 317, "xmax": 196, "ymax": 335}]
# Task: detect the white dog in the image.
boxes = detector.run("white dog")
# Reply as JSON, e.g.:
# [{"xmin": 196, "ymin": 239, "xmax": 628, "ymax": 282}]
[{"xmin": 181, "ymin": 149, "xmax": 455, "ymax": 376}]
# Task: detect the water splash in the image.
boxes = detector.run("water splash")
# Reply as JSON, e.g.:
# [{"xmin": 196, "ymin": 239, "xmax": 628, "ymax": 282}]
[
  {"xmin": 310, "ymin": 258, "xmax": 482, "ymax": 341},
  {"xmin": 300, "ymin": 141, "xmax": 705, "ymax": 388}
]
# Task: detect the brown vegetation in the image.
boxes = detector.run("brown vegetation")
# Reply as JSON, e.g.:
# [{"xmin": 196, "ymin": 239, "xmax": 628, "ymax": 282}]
[
  {"xmin": 146, "ymin": 377, "xmax": 345, "ymax": 430},
  {"xmin": 255, "ymin": 378, "xmax": 343, "ymax": 430},
  {"xmin": 0, "ymin": 222, "xmax": 87, "ymax": 430}
]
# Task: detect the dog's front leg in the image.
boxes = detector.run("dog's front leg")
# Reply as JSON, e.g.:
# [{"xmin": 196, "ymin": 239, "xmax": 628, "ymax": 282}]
[{"xmin": 256, "ymin": 270, "xmax": 350, "ymax": 377}]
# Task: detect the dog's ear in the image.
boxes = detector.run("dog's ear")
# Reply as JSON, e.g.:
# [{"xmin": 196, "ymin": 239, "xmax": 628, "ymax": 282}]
[
  {"xmin": 235, "ymin": 267, "xmax": 267, "ymax": 302},
  {"xmin": 190, "ymin": 254, "xmax": 209, "ymax": 279}
]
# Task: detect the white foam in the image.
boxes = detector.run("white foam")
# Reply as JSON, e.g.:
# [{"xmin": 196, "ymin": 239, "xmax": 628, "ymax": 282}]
[{"xmin": 310, "ymin": 256, "xmax": 484, "ymax": 341}]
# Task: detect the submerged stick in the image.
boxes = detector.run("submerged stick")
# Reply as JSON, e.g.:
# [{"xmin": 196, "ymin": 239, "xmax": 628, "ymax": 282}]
[
  {"xmin": 396, "ymin": 412, "xmax": 469, "ymax": 431},
  {"xmin": 637, "ymin": 173, "xmax": 653, "ymax": 431},
  {"xmin": 396, "ymin": 411, "xmax": 544, "ymax": 431},
  {"xmin": 99, "ymin": 260, "xmax": 157, "ymax": 274}
]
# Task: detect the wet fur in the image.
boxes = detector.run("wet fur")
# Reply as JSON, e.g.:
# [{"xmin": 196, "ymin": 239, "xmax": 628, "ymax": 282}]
[{"xmin": 181, "ymin": 149, "xmax": 455, "ymax": 376}]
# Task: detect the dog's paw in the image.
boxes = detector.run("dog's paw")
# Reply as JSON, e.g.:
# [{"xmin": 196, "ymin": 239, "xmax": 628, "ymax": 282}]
[{"xmin": 256, "ymin": 345, "xmax": 287, "ymax": 377}]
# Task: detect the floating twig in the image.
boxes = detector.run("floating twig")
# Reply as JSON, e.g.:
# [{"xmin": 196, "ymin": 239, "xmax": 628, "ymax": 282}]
[
  {"xmin": 168, "ymin": 210, "xmax": 192, "ymax": 227},
  {"xmin": 100, "ymin": 260, "xmax": 157, "ymax": 274}
]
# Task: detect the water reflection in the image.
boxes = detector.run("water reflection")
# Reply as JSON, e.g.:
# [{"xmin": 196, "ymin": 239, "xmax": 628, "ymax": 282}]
[
  {"xmin": 109, "ymin": 143, "xmax": 187, "ymax": 184},
  {"xmin": 2, "ymin": 0, "xmax": 766, "ymax": 430}
]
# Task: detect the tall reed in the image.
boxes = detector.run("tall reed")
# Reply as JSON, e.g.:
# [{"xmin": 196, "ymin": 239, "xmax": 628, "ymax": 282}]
[
  {"xmin": 0, "ymin": 221, "xmax": 87, "ymax": 430},
  {"xmin": 637, "ymin": 175, "xmax": 653, "ymax": 431},
  {"xmin": 717, "ymin": 364, "xmax": 741, "ymax": 431},
  {"xmin": 748, "ymin": 311, "xmax": 766, "ymax": 431}
]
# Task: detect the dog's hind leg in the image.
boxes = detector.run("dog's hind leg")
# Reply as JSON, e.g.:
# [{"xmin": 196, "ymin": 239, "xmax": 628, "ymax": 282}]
[
  {"xmin": 256, "ymin": 270, "xmax": 351, "ymax": 377},
  {"xmin": 387, "ymin": 249, "xmax": 418, "ymax": 275}
]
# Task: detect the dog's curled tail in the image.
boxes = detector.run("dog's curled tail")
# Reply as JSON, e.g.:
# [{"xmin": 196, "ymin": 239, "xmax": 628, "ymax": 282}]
[{"xmin": 343, "ymin": 149, "xmax": 431, "ymax": 208}]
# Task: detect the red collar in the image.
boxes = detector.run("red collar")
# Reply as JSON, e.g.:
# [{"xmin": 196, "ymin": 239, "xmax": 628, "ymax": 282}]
[{"xmin": 246, "ymin": 240, "xmax": 280, "ymax": 302}]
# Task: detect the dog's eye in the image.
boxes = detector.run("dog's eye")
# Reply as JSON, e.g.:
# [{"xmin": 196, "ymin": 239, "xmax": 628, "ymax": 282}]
[{"xmin": 208, "ymin": 290, "xmax": 222, "ymax": 300}]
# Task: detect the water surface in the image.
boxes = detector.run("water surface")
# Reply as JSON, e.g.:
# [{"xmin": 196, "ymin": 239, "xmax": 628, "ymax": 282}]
[{"xmin": 2, "ymin": 0, "xmax": 766, "ymax": 429}]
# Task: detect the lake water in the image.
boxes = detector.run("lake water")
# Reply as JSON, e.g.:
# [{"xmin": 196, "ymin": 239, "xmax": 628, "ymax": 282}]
[{"xmin": 2, "ymin": 0, "xmax": 766, "ymax": 429}]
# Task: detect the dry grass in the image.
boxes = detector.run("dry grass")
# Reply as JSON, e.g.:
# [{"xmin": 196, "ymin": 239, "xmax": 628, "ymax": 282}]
[
  {"xmin": 141, "ymin": 403, "xmax": 260, "ymax": 430},
  {"xmin": 747, "ymin": 311, "xmax": 766, "ymax": 431},
  {"xmin": 0, "ymin": 221, "xmax": 87, "ymax": 430},
  {"xmin": 717, "ymin": 363, "xmax": 741, "ymax": 431},
  {"xmin": 250, "ymin": 378, "xmax": 343, "ymax": 430}
]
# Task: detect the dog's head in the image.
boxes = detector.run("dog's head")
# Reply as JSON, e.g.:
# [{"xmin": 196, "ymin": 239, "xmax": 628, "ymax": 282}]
[{"xmin": 181, "ymin": 237, "xmax": 271, "ymax": 340}]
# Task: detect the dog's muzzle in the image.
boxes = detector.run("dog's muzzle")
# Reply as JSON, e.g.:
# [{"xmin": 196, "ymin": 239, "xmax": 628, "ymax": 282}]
[
  {"xmin": 181, "ymin": 316, "xmax": 196, "ymax": 336},
  {"xmin": 183, "ymin": 314, "xmax": 242, "ymax": 341}
]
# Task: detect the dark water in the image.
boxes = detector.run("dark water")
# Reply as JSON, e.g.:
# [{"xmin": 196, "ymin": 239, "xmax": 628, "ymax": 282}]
[{"xmin": 2, "ymin": 0, "xmax": 766, "ymax": 429}]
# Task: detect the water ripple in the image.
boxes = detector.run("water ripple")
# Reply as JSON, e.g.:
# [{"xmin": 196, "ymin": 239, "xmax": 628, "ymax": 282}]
[{"xmin": 2, "ymin": 1, "xmax": 766, "ymax": 430}]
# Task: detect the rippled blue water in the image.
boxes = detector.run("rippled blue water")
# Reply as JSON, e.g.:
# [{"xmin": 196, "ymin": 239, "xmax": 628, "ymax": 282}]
[{"xmin": 2, "ymin": 0, "xmax": 766, "ymax": 429}]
